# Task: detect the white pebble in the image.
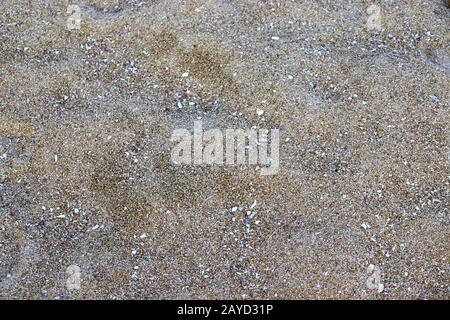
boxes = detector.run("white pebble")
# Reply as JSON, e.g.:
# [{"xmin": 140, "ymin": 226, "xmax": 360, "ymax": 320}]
[{"xmin": 361, "ymin": 222, "xmax": 371, "ymax": 230}]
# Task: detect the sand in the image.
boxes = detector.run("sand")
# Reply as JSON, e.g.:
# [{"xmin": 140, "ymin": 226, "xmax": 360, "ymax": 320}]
[{"xmin": 0, "ymin": 0, "xmax": 449, "ymax": 299}]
